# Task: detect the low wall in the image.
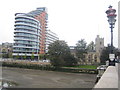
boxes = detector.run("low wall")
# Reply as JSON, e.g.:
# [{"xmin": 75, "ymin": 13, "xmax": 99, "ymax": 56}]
[{"xmin": 94, "ymin": 65, "xmax": 118, "ymax": 88}]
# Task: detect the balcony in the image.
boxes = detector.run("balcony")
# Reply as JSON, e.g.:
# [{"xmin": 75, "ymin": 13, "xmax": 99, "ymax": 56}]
[{"xmin": 15, "ymin": 22, "xmax": 39, "ymax": 29}]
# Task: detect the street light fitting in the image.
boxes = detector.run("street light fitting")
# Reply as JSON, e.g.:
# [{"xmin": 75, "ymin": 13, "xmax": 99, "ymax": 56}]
[
  {"xmin": 105, "ymin": 5, "xmax": 117, "ymax": 66},
  {"xmin": 108, "ymin": 5, "xmax": 112, "ymax": 8},
  {"xmin": 106, "ymin": 6, "xmax": 117, "ymax": 25}
]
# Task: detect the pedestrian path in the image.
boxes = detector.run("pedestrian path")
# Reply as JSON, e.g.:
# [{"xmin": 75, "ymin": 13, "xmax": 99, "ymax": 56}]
[{"xmin": 118, "ymin": 63, "xmax": 120, "ymax": 90}]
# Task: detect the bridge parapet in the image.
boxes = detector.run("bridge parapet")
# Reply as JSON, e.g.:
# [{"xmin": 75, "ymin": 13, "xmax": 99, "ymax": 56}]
[{"xmin": 93, "ymin": 64, "xmax": 118, "ymax": 89}]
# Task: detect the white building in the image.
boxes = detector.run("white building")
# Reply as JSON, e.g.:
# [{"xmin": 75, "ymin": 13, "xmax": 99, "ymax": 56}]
[{"xmin": 45, "ymin": 30, "xmax": 59, "ymax": 53}]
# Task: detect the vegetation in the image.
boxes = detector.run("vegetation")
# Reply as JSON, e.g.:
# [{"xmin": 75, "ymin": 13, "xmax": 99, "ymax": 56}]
[
  {"xmin": 31, "ymin": 53, "xmax": 34, "ymax": 60},
  {"xmin": 2, "ymin": 61, "xmax": 97, "ymax": 74},
  {"xmin": 75, "ymin": 39, "xmax": 87, "ymax": 63},
  {"xmin": 48, "ymin": 40, "xmax": 77, "ymax": 68},
  {"xmin": 23, "ymin": 54, "xmax": 27, "ymax": 60},
  {"xmin": 39, "ymin": 54, "xmax": 45, "ymax": 60},
  {"xmin": 2, "ymin": 49, "xmax": 7, "ymax": 58},
  {"xmin": 87, "ymin": 41, "xmax": 95, "ymax": 52},
  {"xmin": 8, "ymin": 53, "xmax": 13, "ymax": 58},
  {"xmin": 2, "ymin": 48, "xmax": 13, "ymax": 58},
  {"xmin": 2, "ymin": 61, "xmax": 53, "ymax": 70},
  {"xmin": 100, "ymin": 44, "xmax": 118, "ymax": 64},
  {"xmin": 16, "ymin": 54, "xmax": 19, "ymax": 59},
  {"xmin": 70, "ymin": 65, "xmax": 97, "ymax": 69}
]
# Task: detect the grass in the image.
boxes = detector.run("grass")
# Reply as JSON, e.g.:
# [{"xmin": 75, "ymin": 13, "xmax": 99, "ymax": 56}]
[
  {"xmin": 67, "ymin": 65, "xmax": 98, "ymax": 69},
  {"xmin": 2, "ymin": 61, "xmax": 98, "ymax": 74}
]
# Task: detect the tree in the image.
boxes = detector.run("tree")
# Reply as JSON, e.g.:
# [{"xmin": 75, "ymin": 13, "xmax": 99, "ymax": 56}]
[
  {"xmin": 63, "ymin": 54, "xmax": 77, "ymax": 66},
  {"xmin": 87, "ymin": 41, "xmax": 95, "ymax": 52},
  {"xmin": 100, "ymin": 44, "xmax": 118, "ymax": 64},
  {"xmin": 2, "ymin": 48, "xmax": 13, "ymax": 58},
  {"xmin": 2, "ymin": 49, "xmax": 7, "ymax": 58},
  {"xmin": 75, "ymin": 39, "xmax": 87, "ymax": 63},
  {"xmin": 8, "ymin": 53, "xmax": 13, "ymax": 58},
  {"xmin": 39, "ymin": 54, "xmax": 44, "ymax": 60},
  {"xmin": 16, "ymin": 54, "xmax": 19, "ymax": 59},
  {"xmin": 31, "ymin": 53, "xmax": 34, "ymax": 60},
  {"xmin": 48, "ymin": 40, "xmax": 77, "ymax": 67},
  {"xmin": 39, "ymin": 54, "xmax": 49, "ymax": 60},
  {"xmin": 23, "ymin": 54, "xmax": 27, "ymax": 60}
]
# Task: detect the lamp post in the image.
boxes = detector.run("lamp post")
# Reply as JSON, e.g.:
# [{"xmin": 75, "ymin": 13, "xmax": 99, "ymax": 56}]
[{"xmin": 106, "ymin": 5, "xmax": 117, "ymax": 66}]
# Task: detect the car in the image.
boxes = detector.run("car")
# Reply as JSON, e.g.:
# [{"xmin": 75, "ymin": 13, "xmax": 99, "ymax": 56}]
[{"xmin": 43, "ymin": 60, "xmax": 50, "ymax": 62}]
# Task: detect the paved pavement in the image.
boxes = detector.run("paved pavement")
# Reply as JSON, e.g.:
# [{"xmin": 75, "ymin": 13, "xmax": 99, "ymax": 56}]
[
  {"xmin": 2, "ymin": 67, "xmax": 97, "ymax": 88},
  {"xmin": 118, "ymin": 63, "xmax": 120, "ymax": 90}
]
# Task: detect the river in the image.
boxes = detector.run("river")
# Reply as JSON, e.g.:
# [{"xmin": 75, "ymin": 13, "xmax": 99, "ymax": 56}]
[{"xmin": 1, "ymin": 67, "xmax": 97, "ymax": 88}]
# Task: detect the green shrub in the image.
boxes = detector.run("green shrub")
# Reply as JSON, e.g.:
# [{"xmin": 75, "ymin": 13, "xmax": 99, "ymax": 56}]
[{"xmin": 2, "ymin": 61, "xmax": 97, "ymax": 74}]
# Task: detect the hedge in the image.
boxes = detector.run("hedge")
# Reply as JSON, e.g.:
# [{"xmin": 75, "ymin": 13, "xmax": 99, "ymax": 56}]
[{"xmin": 2, "ymin": 61, "xmax": 97, "ymax": 74}]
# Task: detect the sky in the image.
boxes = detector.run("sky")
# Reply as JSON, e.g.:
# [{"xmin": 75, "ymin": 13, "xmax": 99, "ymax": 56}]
[{"xmin": 0, "ymin": 0, "xmax": 119, "ymax": 47}]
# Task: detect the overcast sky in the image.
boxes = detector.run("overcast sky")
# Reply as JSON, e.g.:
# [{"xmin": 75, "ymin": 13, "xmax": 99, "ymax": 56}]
[{"xmin": 0, "ymin": 0, "xmax": 119, "ymax": 47}]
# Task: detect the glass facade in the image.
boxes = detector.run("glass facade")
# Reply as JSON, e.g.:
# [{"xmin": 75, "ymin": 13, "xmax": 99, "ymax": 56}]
[
  {"xmin": 13, "ymin": 7, "xmax": 58, "ymax": 58},
  {"xmin": 13, "ymin": 13, "xmax": 40, "ymax": 57}
]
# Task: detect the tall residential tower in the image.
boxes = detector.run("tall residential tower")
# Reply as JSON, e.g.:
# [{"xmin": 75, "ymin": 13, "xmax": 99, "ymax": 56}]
[
  {"xmin": 13, "ymin": 13, "xmax": 40, "ymax": 58},
  {"xmin": 28, "ymin": 7, "xmax": 48, "ymax": 54},
  {"xmin": 13, "ymin": 7, "xmax": 58, "ymax": 59}
]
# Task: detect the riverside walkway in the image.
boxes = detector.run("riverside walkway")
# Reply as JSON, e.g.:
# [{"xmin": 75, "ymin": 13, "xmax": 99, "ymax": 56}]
[{"xmin": 118, "ymin": 63, "xmax": 120, "ymax": 90}]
